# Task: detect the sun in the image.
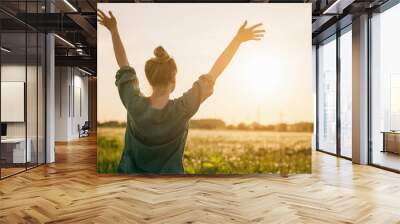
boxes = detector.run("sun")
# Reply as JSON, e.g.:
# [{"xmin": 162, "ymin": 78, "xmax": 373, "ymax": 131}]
[{"xmin": 239, "ymin": 54, "xmax": 284, "ymax": 103}]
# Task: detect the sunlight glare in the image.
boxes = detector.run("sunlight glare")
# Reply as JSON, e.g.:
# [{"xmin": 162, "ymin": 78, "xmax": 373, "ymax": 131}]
[{"xmin": 240, "ymin": 54, "xmax": 284, "ymax": 104}]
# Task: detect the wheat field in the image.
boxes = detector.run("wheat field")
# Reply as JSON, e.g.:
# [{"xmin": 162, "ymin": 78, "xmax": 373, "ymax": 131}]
[{"xmin": 97, "ymin": 127, "xmax": 312, "ymax": 174}]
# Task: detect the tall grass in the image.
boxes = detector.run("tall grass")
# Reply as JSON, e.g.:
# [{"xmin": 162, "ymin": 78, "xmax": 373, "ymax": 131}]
[{"xmin": 97, "ymin": 128, "xmax": 311, "ymax": 174}]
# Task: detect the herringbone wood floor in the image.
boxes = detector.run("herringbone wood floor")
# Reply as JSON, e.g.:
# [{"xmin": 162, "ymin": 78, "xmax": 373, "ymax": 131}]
[{"xmin": 1, "ymin": 135, "xmax": 400, "ymax": 224}]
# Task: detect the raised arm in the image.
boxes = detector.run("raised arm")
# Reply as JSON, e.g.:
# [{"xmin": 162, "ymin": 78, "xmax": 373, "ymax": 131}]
[
  {"xmin": 208, "ymin": 21, "xmax": 265, "ymax": 81},
  {"xmin": 97, "ymin": 9, "xmax": 129, "ymax": 68}
]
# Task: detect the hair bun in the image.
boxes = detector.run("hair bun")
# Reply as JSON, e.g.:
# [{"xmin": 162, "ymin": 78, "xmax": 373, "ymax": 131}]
[{"xmin": 153, "ymin": 46, "xmax": 171, "ymax": 62}]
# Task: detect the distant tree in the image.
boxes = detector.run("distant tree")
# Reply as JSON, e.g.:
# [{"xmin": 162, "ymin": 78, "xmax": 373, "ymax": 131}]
[
  {"xmin": 98, "ymin": 121, "xmax": 126, "ymax": 128},
  {"xmin": 251, "ymin": 122, "xmax": 262, "ymax": 130},
  {"xmin": 287, "ymin": 122, "xmax": 313, "ymax": 132},
  {"xmin": 237, "ymin": 122, "xmax": 248, "ymax": 130},
  {"xmin": 189, "ymin": 119, "xmax": 226, "ymax": 129},
  {"xmin": 275, "ymin": 123, "xmax": 288, "ymax": 132},
  {"xmin": 99, "ymin": 119, "xmax": 313, "ymax": 133},
  {"xmin": 226, "ymin": 124, "xmax": 236, "ymax": 130}
]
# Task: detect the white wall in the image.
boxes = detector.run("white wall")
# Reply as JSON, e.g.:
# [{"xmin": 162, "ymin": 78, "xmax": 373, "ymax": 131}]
[
  {"xmin": 1, "ymin": 66, "xmax": 26, "ymax": 138},
  {"xmin": 1, "ymin": 65, "xmax": 38, "ymax": 138},
  {"xmin": 55, "ymin": 67, "xmax": 69, "ymax": 141},
  {"xmin": 54, "ymin": 67, "xmax": 89, "ymax": 141},
  {"xmin": 72, "ymin": 73, "xmax": 89, "ymax": 138}
]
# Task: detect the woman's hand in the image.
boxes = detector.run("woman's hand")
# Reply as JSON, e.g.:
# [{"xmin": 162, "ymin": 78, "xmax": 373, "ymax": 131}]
[
  {"xmin": 97, "ymin": 9, "xmax": 117, "ymax": 32},
  {"xmin": 97, "ymin": 9, "xmax": 129, "ymax": 68},
  {"xmin": 234, "ymin": 21, "xmax": 265, "ymax": 43}
]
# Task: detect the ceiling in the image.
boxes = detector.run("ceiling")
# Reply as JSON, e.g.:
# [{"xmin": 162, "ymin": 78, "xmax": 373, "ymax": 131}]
[{"xmin": 0, "ymin": 0, "xmax": 394, "ymax": 76}]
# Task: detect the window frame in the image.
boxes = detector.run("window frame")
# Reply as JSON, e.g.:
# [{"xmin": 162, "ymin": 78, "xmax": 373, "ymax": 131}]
[{"xmin": 315, "ymin": 24, "xmax": 353, "ymax": 161}]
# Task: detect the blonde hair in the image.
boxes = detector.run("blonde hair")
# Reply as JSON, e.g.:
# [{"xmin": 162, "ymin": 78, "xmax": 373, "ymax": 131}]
[{"xmin": 145, "ymin": 46, "xmax": 177, "ymax": 87}]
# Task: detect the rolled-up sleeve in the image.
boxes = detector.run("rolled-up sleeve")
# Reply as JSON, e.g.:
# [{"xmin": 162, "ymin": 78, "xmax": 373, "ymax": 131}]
[
  {"xmin": 115, "ymin": 66, "xmax": 141, "ymax": 114},
  {"xmin": 178, "ymin": 74, "xmax": 215, "ymax": 119}
]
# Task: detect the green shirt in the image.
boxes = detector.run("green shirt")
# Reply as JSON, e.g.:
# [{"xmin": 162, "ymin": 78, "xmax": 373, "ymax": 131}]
[{"xmin": 115, "ymin": 66, "xmax": 214, "ymax": 174}]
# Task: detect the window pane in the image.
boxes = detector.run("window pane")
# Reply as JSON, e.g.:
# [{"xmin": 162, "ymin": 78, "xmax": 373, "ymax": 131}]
[
  {"xmin": 318, "ymin": 37, "xmax": 337, "ymax": 154},
  {"xmin": 371, "ymin": 3, "xmax": 400, "ymax": 171},
  {"xmin": 390, "ymin": 74, "xmax": 400, "ymax": 130},
  {"xmin": 340, "ymin": 29, "xmax": 352, "ymax": 158},
  {"xmin": 0, "ymin": 1, "xmax": 46, "ymax": 179}
]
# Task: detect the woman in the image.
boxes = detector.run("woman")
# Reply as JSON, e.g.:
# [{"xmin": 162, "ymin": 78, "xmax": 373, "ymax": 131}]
[{"xmin": 97, "ymin": 9, "xmax": 265, "ymax": 174}]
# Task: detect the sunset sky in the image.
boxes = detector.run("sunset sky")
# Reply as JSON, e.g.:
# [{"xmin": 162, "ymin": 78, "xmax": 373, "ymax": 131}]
[{"xmin": 97, "ymin": 3, "xmax": 312, "ymax": 125}]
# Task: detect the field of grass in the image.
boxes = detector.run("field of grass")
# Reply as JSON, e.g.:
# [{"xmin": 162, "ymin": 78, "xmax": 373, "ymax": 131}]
[{"xmin": 97, "ymin": 127, "xmax": 312, "ymax": 174}]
